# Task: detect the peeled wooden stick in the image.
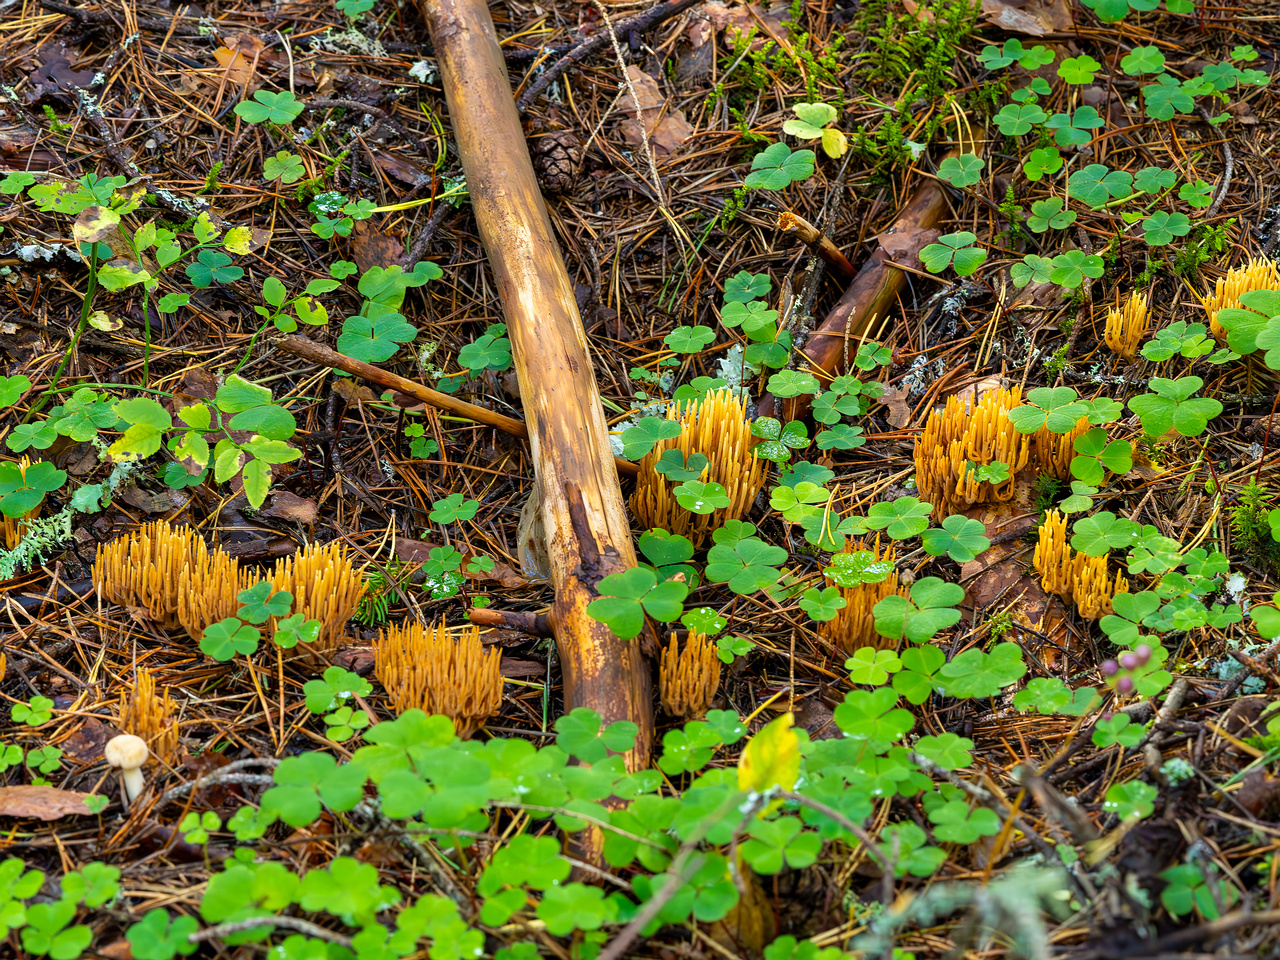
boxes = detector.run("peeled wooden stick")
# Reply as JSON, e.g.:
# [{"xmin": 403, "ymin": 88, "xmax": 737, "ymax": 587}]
[
  {"xmin": 274, "ymin": 334, "xmax": 639, "ymax": 479},
  {"xmin": 776, "ymin": 211, "xmax": 856, "ymax": 283},
  {"xmin": 420, "ymin": 0, "xmax": 653, "ymax": 770},
  {"xmin": 758, "ymin": 152, "xmax": 957, "ymax": 421}
]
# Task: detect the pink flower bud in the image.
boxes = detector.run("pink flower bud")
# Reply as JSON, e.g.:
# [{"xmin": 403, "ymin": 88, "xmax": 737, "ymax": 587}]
[
  {"xmin": 1102, "ymin": 659, "xmax": 1119, "ymax": 677},
  {"xmin": 1135, "ymin": 644, "xmax": 1152, "ymax": 665},
  {"xmin": 1119, "ymin": 653, "xmax": 1139, "ymax": 670},
  {"xmin": 1116, "ymin": 675, "xmax": 1134, "ymax": 695}
]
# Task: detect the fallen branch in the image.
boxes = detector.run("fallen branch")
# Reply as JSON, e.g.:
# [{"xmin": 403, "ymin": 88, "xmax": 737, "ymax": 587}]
[
  {"xmin": 776, "ymin": 211, "xmax": 856, "ymax": 283},
  {"xmin": 758, "ymin": 151, "xmax": 956, "ymax": 421},
  {"xmin": 272, "ymin": 334, "xmax": 639, "ymax": 480},
  {"xmin": 514, "ymin": 0, "xmax": 704, "ymax": 113},
  {"xmin": 421, "ymin": 0, "xmax": 654, "ymax": 776}
]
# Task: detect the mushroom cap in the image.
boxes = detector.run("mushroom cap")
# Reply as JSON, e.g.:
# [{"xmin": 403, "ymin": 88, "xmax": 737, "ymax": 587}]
[{"xmin": 104, "ymin": 733, "xmax": 149, "ymax": 769}]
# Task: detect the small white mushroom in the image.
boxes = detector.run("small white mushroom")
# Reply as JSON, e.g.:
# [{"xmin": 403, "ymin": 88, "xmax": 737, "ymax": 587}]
[{"xmin": 104, "ymin": 734, "xmax": 149, "ymax": 806}]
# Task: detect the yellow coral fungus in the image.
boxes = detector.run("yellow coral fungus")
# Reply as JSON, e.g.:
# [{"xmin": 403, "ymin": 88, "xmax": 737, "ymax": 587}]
[
  {"xmin": 1103, "ymin": 292, "xmax": 1149, "ymax": 360},
  {"xmin": 177, "ymin": 545, "xmax": 253, "ymax": 642},
  {"xmin": 119, "ymin": 669, "xmax": 179, "ymax": 765},
  {"xmin": 374, "ymin": 621, "xmax": 502, "ymax": 737},
  {"xmin": 914, "ymin": 386, "xmax": 1031, "ymax": 519},
  {"xmin": 631, "ymin": 388, "xmax": 767, "ymax": 548},
  {"xmin": 1032, "ymin": 417, "xmax": 1090, "ymax": 480},
  {"xmin": 1033, "ymin": 509, "xmax": 1128, "ymax": 619},
  {"xmin": 659, "ymin": 631, "xmax": 721, "ymax": 718},
  {"xmin": 269, "ymin": 541, "xmax": 365, "ymax": 659},
  {"xmin": 93, "ymin": 521, "xmax": 205, "ymax": 629},
  {"xmin": 1199, "ymin": 257, "xmax": 1280, "ymax": 343},
  {"xmin": 820, "ymin": 538, "xmax": 907, "ymax": 653}
]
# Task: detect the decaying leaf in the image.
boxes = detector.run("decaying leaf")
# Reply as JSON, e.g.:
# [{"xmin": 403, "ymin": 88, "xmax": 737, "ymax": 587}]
[
  {"xmin": 0, "ymin": 785, "xmax": 97, "ymax": 820},
  {"xmin": 617, "ymin": 66, "xmax": 694, "ymax": 156}
]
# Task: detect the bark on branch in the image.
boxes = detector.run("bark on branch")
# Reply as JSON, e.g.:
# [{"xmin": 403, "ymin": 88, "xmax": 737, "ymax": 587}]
[{"xmin": 420, "ymin": 0, "xmax": 653, "ymax": 770}]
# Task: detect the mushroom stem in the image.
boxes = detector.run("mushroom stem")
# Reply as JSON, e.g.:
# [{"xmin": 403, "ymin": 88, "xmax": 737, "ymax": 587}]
[{"xmin": 120, "ymin": 766, "xmax": 145, "ymax": 804}]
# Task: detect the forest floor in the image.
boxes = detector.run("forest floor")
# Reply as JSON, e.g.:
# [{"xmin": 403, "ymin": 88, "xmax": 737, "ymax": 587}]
[{"xmin": 1, "ymin": 0, "xmax": 1280, "ymax": 958}]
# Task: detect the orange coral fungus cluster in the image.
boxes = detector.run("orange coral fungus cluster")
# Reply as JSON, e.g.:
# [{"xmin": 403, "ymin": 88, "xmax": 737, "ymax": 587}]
[
  {"xmin": 119, "ymin": 668, "xmax": 179, "ymax": 765},
  {"xmin": 914, "ymin": 386, "xmax": 1031, "ymax": 519},
  {"xmin": 820, "ymin": 539, "xmax": 906, "ymax": 653},
  {"xmin": 1032, "ymin": 417, "xmax": 1090, "ymax": 480},
  {"xmin": 1103, "ymin": 292, "xmax": 1149, "ymax": 360},
  {"xmin": 659, "ymin": 631, "xmax": 721, "ymax": 718},
  {"xmin": 631, "ymin": 388, "xmax": 766, "ymax": 547},
  {"xmin": 268, "ymin": 541, "xmax": 364, "ymax": 659},
  {"xmin": 375, "ymin": 621, "xmax": 502, "ymax": 737},
  {"xmin": 1199, "ymin": 257, "xmax": 1280, "ymax": 343},
  {"xmin": 94, "ymin": 524, "xmax": 363, "ymax": 658},
  {"xmin": 94, "ymin": 521, "xmax": 205, "ymax": 630},
  {"xmin": 1033, "ymin": 509, "xmax": 1128, "ymax": 619}
]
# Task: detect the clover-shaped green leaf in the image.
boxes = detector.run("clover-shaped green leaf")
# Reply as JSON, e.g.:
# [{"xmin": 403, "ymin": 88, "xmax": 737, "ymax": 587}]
[
  {"xmin": 845, "ymin": 647, "xmax": 902, "ymax": 686},
  {"xmin": 1141, "ymin": 210, "xmax": 1192, "ymax": 247},
  {"xmin": 938, "ymin": 642, "xmax": 1026, "ymax": 698},
  {"xmin": 1025, "ymin": 197, "xmax": 1077, "ymax": 233},
  {"xmin": 654, "ymin": 449, "xmax": 708, "ymax": 482},
  {"xmin": 664, "ymin": 325, "xmax": 716, "ymax": 353},
  {"xmin": 235, "ymin": 580, "xmax": 293, "ymax": 624},
  {"xmin": 1127, "ymin": 376, "xmax": 1221, "ymax": 436},
  {"xmin": 1013, "ymin": 678, "xmax": 1099, "ymax": 715},
  {"xmin": 429, "ymin": 492, "xmax": 480, "ymax": 524},
  {"xmin": 0, "ymin": 374, "xmax": 31, "ymax": 409},
  {"xmin": 586, "ymin": 566, "xmax": 689, "ymax": 639},
  {"xmin": 825, "ymin": 550, "xmax": 894, "ymax": 588},
  {"xmin": 335, "ymin": 313, "xmax": 418, "ymax": 362},
  {"xmin": 126, "ymin": 908, "xmax": 199, "ymax": 960},
  {"xmin": 743, "ymin": 143, "xmax": 815, "ymax": 190},
  {"xmin": 834, "ymin": 687, "xmax": 914, "ymax": 743},
  {"xmin": 921, "ymin": 514, "xmax": 990, "ymax": 563},
  {"xmin": 873, "ymin": 577, "xmax": 964, "ymax": 644},
  {"xmin": 554, "ymin": 707, "xmax": 639, "ymax": 763},
  {"xmin": 200, "ymin": 618, "xmax": 260, "ymax": 661},
  {"xmin": 1058, "ymin": 54, "xmax": 1102, "ymax": 83},
  {"xmin": 1011, "ymin": 254, "xmax": 1054, "ymax": 288},
  {"xmin": 1044, "ymin": 106, "xmax": 1105, "ymax": 147},
  {"xmin": 1092, "ymin": 712, "xmax": 1144, "ymax": 748},
  {"xmin": 915, "ymin": 731, "xmax": 975, "ymax": 769},
  {"xmin": 705, "ymin": 529, "xmax": 787, "ymax": 596},
  {"xmin": 798, "ymin": 586, "xmax": 845, "ymax": 622},
  {"xmin": 0, "ymin": 460, "xmax": 67, "ymax": 518},
  {"xmin": 750, "ymin": 417, "xmax": 808, "ymax": 463},
  {"xmin": 993, "ymin": 103, "xmax": 1047, "ymax": 136},
  {"xmin": 1143, "ymin": 73, "xmax": 1199, "ymax": 121},
  {"xmin": 1008, "ymin": 386, "xmax": 1087, "ymax": 434},
  {"xmin": 458, "ymin": 330, "xmax": 512, "ymax": 371},
  {"xmin": 929, "ymin": 800, "xmax": 1000, "ymax": 843},
  {"xmin": 620, "ymin": 417, "xmax": 682, "ymax": 460},
  {"xmin": 1122, "ymin": 45, "xmax": 1166, "ymax": 75},
  {"xmin": 919, "ymin": 232, "xmax": 987, "ymax": 276},
  {"xmin": 937, "ymin": 153, "xmax": 984, "ymax": 188},
  {"xmin": 1022, "ymin": 148, "xmax": 1063, "ymax": 182},
  {"xmin": 1070, "ymin": 429, "xmax": 1132, "ymax": 485},
  {"xmin": 1049, "ymin": 250, "xmax": 1105, "ymax": 289},
  {"xmin": 1069, "ymin": 164, "xmax": 1134, "ymax": 208},
  {"xmin": 673, "ymin": 479, "xmax": 730, "ymax": 515},
  {"xmin": 234, "ymin": 89, "xmax": 306, "ymax": 124}
]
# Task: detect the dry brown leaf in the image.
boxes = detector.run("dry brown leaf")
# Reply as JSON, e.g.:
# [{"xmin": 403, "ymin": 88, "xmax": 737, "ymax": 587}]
[
  {"xmin": 213, "ymin": 35, "xmax": 264, "ymax": 86},
  {"xmin": 61, "ymin": 718, "xmax": 121, "ymax": 765},
  {"xmin": 351, "ymin": 220, "xmax": 406, "ymax": 272},
  {"xmin": 875, "ymin": 385, "xmax": 912, "ymax": 428},
  {"xmin": 371, "ymin": 150, "xmax": 428, "ymax": 185},
  {"xmin": 0, "ymin": 785, "xmax": 96, "ymax": 820},
  {"xmin": 978, "ymin": 0, "xmax": 1051, "ymax": 36},
  {"xmin": 262, "ymin": 492, "xmax": 319, "ymax": 524},
  {"xmin": 617, "ymin": 67, "xmax": 693, "ymax": 156}
]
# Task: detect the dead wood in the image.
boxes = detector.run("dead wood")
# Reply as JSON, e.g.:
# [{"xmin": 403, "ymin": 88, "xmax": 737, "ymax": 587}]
[{"xmin": 420, "ymin": 0, "xmax": 653, "ymax": 770}]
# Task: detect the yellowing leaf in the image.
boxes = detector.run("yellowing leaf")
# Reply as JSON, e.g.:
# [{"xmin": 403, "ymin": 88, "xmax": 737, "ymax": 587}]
[
  {"xmin": 738, "ymin": 713, "xmax": 799, "ymax": 794},
  {"xmin": 87, "ymin": 310, "xmax": 121, "ymax": 331},
  {"xmin": 793, "ymin": 102, "xmax": 837, "ymax": 128},
  {"xmin": 72, "ymin": 206, "xmax": 121, "ymax": 246},
  {"xmin": 223, "ymin": 226, "xmax": 255, "ymax": 255},
  {"xmin": 821, "ymin": 128, "xmax": 849, "ymax": 159}
]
